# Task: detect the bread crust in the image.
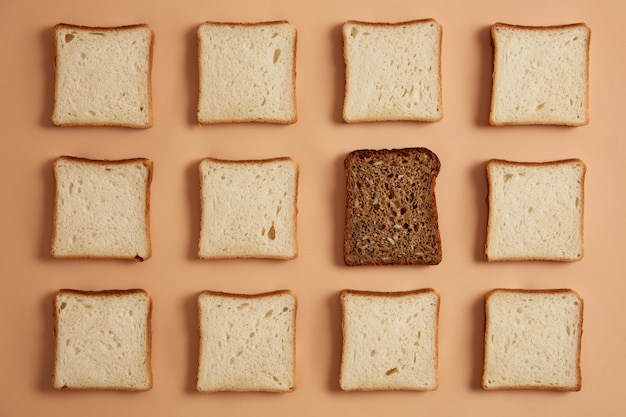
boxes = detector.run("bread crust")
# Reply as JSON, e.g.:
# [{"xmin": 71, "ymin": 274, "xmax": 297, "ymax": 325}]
[
  {"xmin": 196, "ymin": 289, "xmax": 297, "ymax": 392},
  {"xmin": 482, "ymin": 288, "xmax": 583, "ymax": 391},
  {"xmin": 484, "ymin": 158, "xmax": 586, "ymax": 262},
  {"xmin": 51, "ymin": 156, "xmax": 153, "ymax": 261},
  {"xmin": 339, "ymin": 288, "xmax": 440, "ymax": 391},
  {"xmin": 489, "ymin": 22, "xmax": 591, "ymax": 126},
  {"xmin": 52, "ymin": 23, "xmax": 154, "ymax": 128},
  {"xmin": 52, "ymin": 288, "xmax": 153, "ymax": 391},
  {"xmin": 196, "ymin": 21, "xmax": 297, "ymax": 124},
  {"xmin": 197, "ymin": 156, "xmax": 299, "ymax": 260},
  {"xmin": 342, "ymin": 19, "xmax": 443, "ymax": 123}
]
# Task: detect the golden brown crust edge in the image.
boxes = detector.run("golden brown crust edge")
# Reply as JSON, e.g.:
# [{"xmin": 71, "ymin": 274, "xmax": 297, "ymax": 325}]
[
  {"xmin": 339, "ymin": 288, "xmax": 440, "ymax": 391},
  {"xmin": 481, "ymin": 288, "xmax": 583, "ymax": 391},
  {"xmin": 51, "ymin": 156, "xmax": 153, "ymax": 261},
  {"xmin": 484, "ymin": 158, "xmax": 586, "ymax": 262},
  {"xmin": 197, "ymin": 157, "xmax": 299, "ymax": 260},
  {"xmin": 52, "ymin": 24, "xmax": 155, "ymax": 129},
  {"xmin": 341, "ymin": 19, "xmax": 443, "ymax": 123},
  {"xmin": 196, "ymin": 289, "xmax": 297, "ymax": 393},
  {"xmin": 52, "ymin": 289, "xmax": 153, "ymax": 391},
  {"xmin": 196, "ymin": 21, "xmax": 297, "ymax": 125},
  {"xmin": 488, "ymin": 22, "xmax": 591, "ymax": 127}
]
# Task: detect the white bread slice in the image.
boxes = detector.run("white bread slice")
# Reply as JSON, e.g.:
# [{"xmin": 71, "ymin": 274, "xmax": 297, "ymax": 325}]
[
  {"xmin": 197, "ymin": 21, "xmax": 297, "ymax": 124},
  {"xmin": 489, "ymin": 22, "xmax": 590, "ymax": 126},
  {"xmin": 342, "ymin": 19, "xmax": 443, "ymax": 123},
  {"xmin": 52, "ymin": 156, "xmax": 152, "ymax": 261},
  {"xmin": 198, "ymin": 157, "xmax": 298, "ymax": 259},
  {"xmin": 197, "ymin": 290, "xmax": 297, "ymax": 392},
  {"xmin": 53, "ymin": 289, "xmax": 152, "ymax": 391},
  {"xmin": 482, "ymin": 289, "xmax": 583, "ymax": 391},
  {"xmin": 52, "ymin": 24, "xmax": 154, "ymax": 128},
  {"xmin": 340, "ymin": 289, "xmax": 439, "ymax": 391},
  {"xmin": 485, "ymin": 158, "xmax": 585, "ymax": 262}
]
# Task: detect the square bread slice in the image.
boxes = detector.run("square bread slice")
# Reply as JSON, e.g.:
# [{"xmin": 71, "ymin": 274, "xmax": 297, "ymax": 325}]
[
  {"xmin": 342, "ymin": 19, "xmax": 443, "ymax": 123},
  {"xmin": 52, "ymin": 289, "xmax": 152, "ymax": 391},
  {"xmin": 52, "ymin": 156, "xmax": 152, "ymax": 261},
  {"xmin": 482, "ymin": 289, "xmax": 583, "ymax": 391},
  {"xmin": 198, "ymin": 157, "xmax": 298, "ymax": 259},
  {"xmin": 344, "ymin": 148, "xmax": 442, "ymax": 266},
  {"xmin": 339, "ymin": 289, "xmax": 439, "ymax": 391},
  {"xmin": 197, "ymin": 290, "xmax": 297, "ymax": 392},
  {"xmin": 52, "ymin": 24, "xmax": 154, "ymax": 128},
  {"xmin": 485, "ymin": 158, "xmax": 585, "ymax": 261},
  {"xmin": 197, "ymin": 21, "xmax": 297, "ymax": 124},
  {"xmin": 489, "ymin": 22, "xmax": 590, "ymax": 126}
]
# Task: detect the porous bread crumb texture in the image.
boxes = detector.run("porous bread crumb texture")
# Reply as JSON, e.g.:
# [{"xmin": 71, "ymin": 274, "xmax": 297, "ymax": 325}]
[
  {"xmin": 342, "ymin": 19, "xmax": 442, "ymax": 123},
  {"xmin": 482, "ymin": 289, "xmax": 583, "ymax": 391},
  {"xmin": 52, "ymin": 156, "xmax": 152, "ymax": 261},
  {"xmin": 489, "ymin": 23, "xmax": 590, "ymax": 126},
  {"xmin": 340, "ymin": 289, "xmax": 439, "ymax": 391},
  {"xmin": 198, "ymin": 157, "xmax": 298, "ymax": 259},
  {"xmin": 52, "ymin": 24, "xmax": 153, "ymax": 128},
  {"xmin": 197, "ymin": 291, "xmax": 296, "ymax": 392},
  {"xmin": 53, "ymin": 289, "xmax": 152, "ymax": 391},
  {"xmin": 197, "ymin": 21, "xmax": 297, "ymax": 124},
  {"xmin": 485, "ymin": 159, "xmax": 585, "ymax": 262},
  {"xmin": 344, "ymin": 148, "xmax": 441, "ymax": 266}
]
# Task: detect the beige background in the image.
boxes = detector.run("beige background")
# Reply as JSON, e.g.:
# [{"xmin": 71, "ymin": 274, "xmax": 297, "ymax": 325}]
[{"xmin": 1, "ymin": 0, "xmax": 625, "ymax": 415}]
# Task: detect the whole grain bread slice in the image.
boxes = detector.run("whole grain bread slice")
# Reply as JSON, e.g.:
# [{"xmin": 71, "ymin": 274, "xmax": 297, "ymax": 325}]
[{"xmin": 343, "ymin": 148, "xmax": 442, "ymax": 265}]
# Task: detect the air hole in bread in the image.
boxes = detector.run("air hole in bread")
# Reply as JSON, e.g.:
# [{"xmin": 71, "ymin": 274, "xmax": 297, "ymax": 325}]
[
  {"xmin": 273, "ymin": 48, "xmax": 281, "ymax": 64},
  {"xmin": 64, "ymin": 33, "xmax": 74, "ymax": 43},
  {"xmin": 385, "ymin": 367, "xmax": 399, "ymax": 376},
  {"xmin": 268, "ymin": 224, "xmax": 276, "ymax": 240}
]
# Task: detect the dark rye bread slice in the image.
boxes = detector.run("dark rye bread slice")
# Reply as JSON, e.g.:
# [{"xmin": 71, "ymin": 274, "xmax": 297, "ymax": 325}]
[{"xmin": 344, "ymin": 148, "xmax": 442, "ymax": 266}]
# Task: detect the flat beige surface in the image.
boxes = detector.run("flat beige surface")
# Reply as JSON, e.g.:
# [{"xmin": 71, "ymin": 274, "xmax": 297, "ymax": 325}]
[{"xmin": 1, "ymin": 0, "xmax": 625, "ymax": 415}]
